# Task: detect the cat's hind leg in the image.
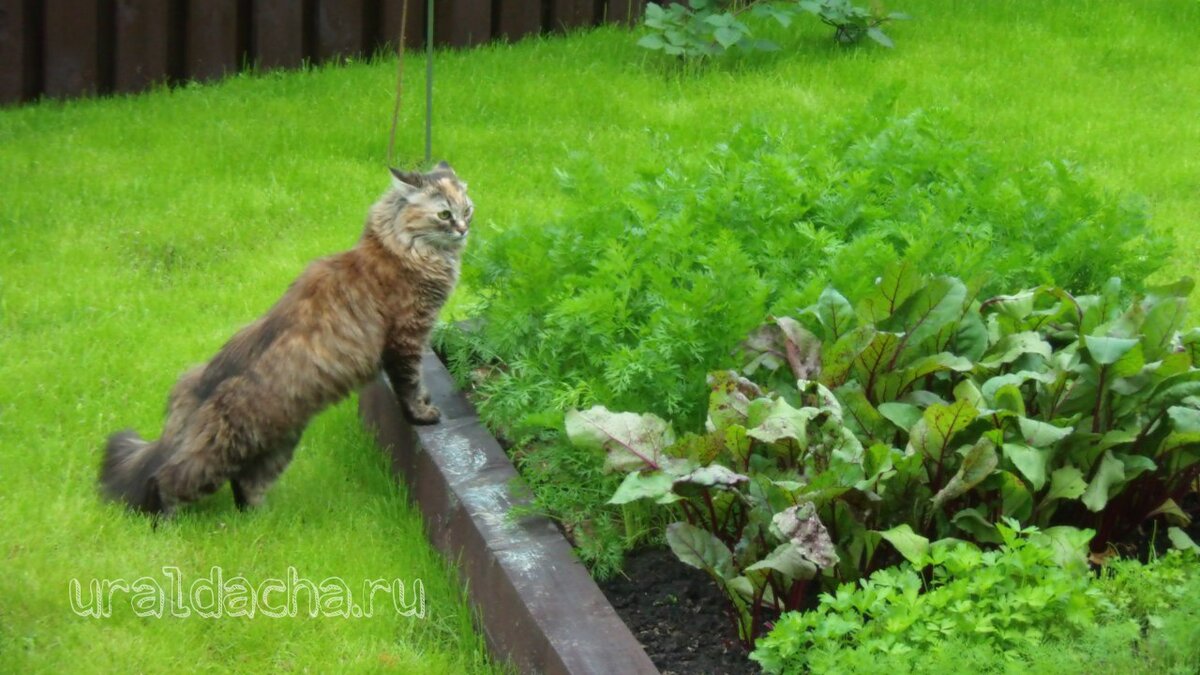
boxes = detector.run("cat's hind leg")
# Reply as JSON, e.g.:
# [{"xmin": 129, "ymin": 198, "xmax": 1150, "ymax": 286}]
[{"xmin": 231, "ymin": 434, "xmax": 299, "ymax": 510}]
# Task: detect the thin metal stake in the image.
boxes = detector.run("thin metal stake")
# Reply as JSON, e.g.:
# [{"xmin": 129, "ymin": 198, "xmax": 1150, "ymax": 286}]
[{"xmin": 425, "ymin": 0, "xmax": 434, "ymax": 165}]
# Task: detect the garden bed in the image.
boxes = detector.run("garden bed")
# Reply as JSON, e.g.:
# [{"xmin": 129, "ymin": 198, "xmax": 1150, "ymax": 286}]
[
  {"xmin": 358, "ymin": 352, "xmax": 659, "ymax": 675},
  {"xmin": 599, "ymin": 548, "xmax": 759, "ymax": 675}
]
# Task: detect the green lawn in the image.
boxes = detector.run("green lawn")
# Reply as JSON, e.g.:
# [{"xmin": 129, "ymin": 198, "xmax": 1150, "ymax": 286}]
[{"xmin": 1, "ymin": 0, "xmax": 1197, "ymax": 670}]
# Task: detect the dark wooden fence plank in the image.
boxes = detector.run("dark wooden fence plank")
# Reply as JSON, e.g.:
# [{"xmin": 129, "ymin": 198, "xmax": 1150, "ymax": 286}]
[
  {"xmin": 0, "ymin": 0, "xmax": 30, "ymax": 104},
  {"xmin": 551, "ymin": 0, "xmax": 595, "ymax": 31},
  {"xmin": 253, "ymin": 0, "xmax": 304, "ymax": 70},
  {"xmin": 6, "ymin": 0, "xmax": 626, "ymax": 105},
  {"xmin": 186, "ymin": 0, "xmax": 239, "ymax": 82},
  {"xmin": 435, "ymin": 0, "xmax": 491, "ymax": 48},
  {"xmin": 604, "ymin": 0, "xmax": 645, "ymax": 26},
  {"xmin": 113, "ymin": 0, "xmax": 169, "ymax": 93},
  {"xmin": 380, "ymin": 0, "xmax": 425, "ymax": 50},
  {"xmin": 315, "ymin": 0, "xmax": 364, "ymax": 63},
  {"xmin": 494, "ymin": 0, "xmax": 540, "ymax": 43},
  {"xmin": 44, "ymin": 0, "xmax": 102, "ymax": 98}
]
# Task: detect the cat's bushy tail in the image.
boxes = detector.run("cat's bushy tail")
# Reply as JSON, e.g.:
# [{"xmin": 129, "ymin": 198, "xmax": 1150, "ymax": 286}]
[{"xmin": 100, "ymin": 430, "xmax": 171, "ymax": 513}]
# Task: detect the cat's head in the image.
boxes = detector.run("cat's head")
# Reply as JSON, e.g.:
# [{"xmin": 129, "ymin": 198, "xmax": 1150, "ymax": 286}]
[{"xmin": 371, "ymin": 162, "xmax": 473, "ymax": 255}]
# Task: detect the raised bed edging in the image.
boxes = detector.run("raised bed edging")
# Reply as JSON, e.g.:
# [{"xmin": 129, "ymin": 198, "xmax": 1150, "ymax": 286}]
[{"xmin": 358, "ymin": 352, "xmax": 659, "ymax": 675}]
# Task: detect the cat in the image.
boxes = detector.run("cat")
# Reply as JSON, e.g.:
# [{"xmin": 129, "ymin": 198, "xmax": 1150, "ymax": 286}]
[{"xmin": 99, "ymin": 163, "xmax": 472, "ymax": 516}]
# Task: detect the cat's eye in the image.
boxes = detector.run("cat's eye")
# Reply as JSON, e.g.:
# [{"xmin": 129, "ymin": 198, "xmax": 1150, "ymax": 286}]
[{"xmin": 437, "ymin": 210, "xmax": 452, "ymax": 221}]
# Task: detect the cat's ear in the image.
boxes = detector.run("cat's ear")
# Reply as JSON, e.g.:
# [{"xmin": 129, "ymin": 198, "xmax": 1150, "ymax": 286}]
[
  {"xmin": 435, "ymin": 160, "xmax": 454, "ymax": 173},
  {"xmin": 389, "ymin": 167, "xmax": 421, "ymax": 197}
]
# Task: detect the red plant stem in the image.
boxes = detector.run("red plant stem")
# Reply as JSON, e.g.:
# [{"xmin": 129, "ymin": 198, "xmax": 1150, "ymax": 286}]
[
  {"xmin": 1091, "ymin": 366, "xmax": 1108, "ymax": 433},
  {"xmin": 786, "ymin": 578, "xmax": 809, "ymax": 610},
  {"xmin": 701, "ymin": 489, "xmax": 721, "ymax": 535}
]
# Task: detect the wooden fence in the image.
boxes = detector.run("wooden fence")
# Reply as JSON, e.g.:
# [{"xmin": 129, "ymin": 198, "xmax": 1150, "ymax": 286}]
[{"xmin": 0, "ymin": 0, "xmax": 647, "ymax": 105}]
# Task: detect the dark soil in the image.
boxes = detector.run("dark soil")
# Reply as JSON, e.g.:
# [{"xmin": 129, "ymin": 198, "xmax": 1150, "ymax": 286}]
[{"xmin": 599, "ymin": 548, "xmax": 760, "ymax": 675}]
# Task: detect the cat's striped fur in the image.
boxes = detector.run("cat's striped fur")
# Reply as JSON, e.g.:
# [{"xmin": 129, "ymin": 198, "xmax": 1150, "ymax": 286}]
[{"xmin": 100, "ymin": 164, "xmax": 472, "ymax": 516}]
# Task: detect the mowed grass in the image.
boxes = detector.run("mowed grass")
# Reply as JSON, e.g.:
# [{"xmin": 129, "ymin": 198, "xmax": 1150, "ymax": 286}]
[{"xmin": 0, "ymin": 0, "xmax": 1197, "ymax": 670}]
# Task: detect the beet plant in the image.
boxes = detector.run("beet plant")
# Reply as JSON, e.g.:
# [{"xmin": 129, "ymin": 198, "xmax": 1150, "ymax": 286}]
[{"xmin": 566, "ymin": 266, "xmax": 1200, "ymax": 647}]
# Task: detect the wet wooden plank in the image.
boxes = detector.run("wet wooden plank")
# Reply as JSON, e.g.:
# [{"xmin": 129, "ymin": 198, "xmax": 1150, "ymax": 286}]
[
  {"xmin": 0, "ymin": 0, "xmax": 33, "ymax": 104},
  {"xmin": 114, "ymin": 0, "xmax": 170, "ymax": 93},
  {"xmin": 434, "ymin": 0, "xmax": 492, "ymax": 48},
  {"xmin": 43, "ymin": 0, "xmax": 102, "ymax": 98},
  {"xmin": 380, "ymin": 0, "xmax": 426, "ymax": 51},
  {"xmin": 495, "ymin": 0, "xmax": 541, "ymax": 43},
  {"xmin": 186, "ymin": 0, "xmax": 239, "ymax": 82},
  {"xmin": 604, "ymin": 0, "xmax": 646, "ymax": 26},
  {"xmin": 253, "ymin": 0, "xmax": 304, "ymax": 70},
  {"xmin": 314, "ymin": 0, "xmax": 365, "ymax": 63},
  {"xmin": 551, "ymin": 0, "xmax": 595, "ymax": 32}
]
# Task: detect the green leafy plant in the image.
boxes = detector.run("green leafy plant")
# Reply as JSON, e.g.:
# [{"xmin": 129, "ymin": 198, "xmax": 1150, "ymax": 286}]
[
  {"xmin": 799, "ymin": 0, "xmax": 908, "ymax": 47},
  {"xmin": 752, "ymin": 545, "xmax": 1200, "ymax": 674},
  {"xmin": 563, "ymin": 268, "xmax": 1200, "ymax": 647},
  {"xmin": 638, "ymin": 1, "xmax": 907, "ymax": 57},
  {"xmin": 564, "ymin": 373, "xmax": 853, "ymax": 646},
  {"xmin": 752, "ymin": 268, "xmax": 1200, "ymax": 552},
  {"xmin": 751, "ymin": 520, "xmax": 1101, "ymax": 671},
  {"xmin": 441, "ymin": 106, "xmax": 1170, "ymax": 575}
]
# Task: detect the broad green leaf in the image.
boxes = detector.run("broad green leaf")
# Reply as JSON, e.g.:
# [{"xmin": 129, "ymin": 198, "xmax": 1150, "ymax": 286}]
[
  {"xmin": 879, "ymin": 276, "xmax": 968, "ymax": 354},
  {"xmin": 1148, "ymin": 499, "xmax": 1191, "ymax": 526},
  {"xmin": 952, "ymin": 310, "xmax": 989, "ymax": 362},
  {"xmin": 909, "ymin": 400, "xmax": 979, "ymax": 463},
  {"xmin": 879, "ymin": 402, "xmax": 922, "ymax": 433},
  {"xmin": 865, "ymin": 26, "xmax": 893, "ymax": 48},
  {"xmin": 1168, "ymin": 527, "xmax": 1200, "ymax": 553},
  {"xmin": 992, "ymin": 384, "xmax": 1026, "ymax": 416},
  {"xmin": 1080, "ymin": 278, "xmax": 1123, "ymax": 335},
  {"xmin": 747, "ymin": 398, "xmax": 817, "ymax": 445},
  {"xmin": 885, "ymin": 352, "xmax": 974, "ymax": 399},
  {"xmin": 879, "ymin": 524, "xmax": 930, "ymax": 566},
  {"xmin": 1111, "ymin": 341, "xmax": 1145, "ymax": 378},
  {"xmin": 985, "ymin": 289, "xmax": 1037, "ymax": 320},
  {"xmin": 1168, "ymin": 405, "xmax": 1200, "ymax": 432},
  {"xmin": 1017, "ymin": 417, "xmax": 1073, "ymax": 447},
  {"xmin": 931, "ymin": 436, "xmax": 999, "ymax": 510},
  {"xmin": 953, "ymin": 379, "xmax": 985, "ymax": 409},
  {"xmin": 820, "ymin": 324, "xmax": 876, "ymax": 388},
  {"xmin": 673, "ymin": 464, "xmax": 750, "ymax": 490},
  {"xmin": 979, "ymin": 332, "xmax": 1053, "ymax": 369},
  {"xmin": 771, "ymin": 503, "xmax": 839, "ymax": 568},
  {"xmin": 981, "ymin": 370, "xmax": 1054, "ymax": 402},
  {"xmin": 706, "ymin": 370, "xmax": 764, "ymax": 432},
  {"xmin": 745, "ymin": 542, "xmax": 819, "ymax": 581},
  {"xmin": 1149, "ymin": 371, "xmax": 1200, "ymax": 409},
  {"xmin": 609, "ymin": 471, "xmax": 676, "ymax": 505},
  {"xmin": 1084, "ymin": 335, "xmax": 1140, "ymax": 366},
  {"xmin": 836, "ymin": 382, "xmax": 892, "ymax": 442},
  {"xmin": 859, "ymin": 260, "xmax": 921, "ymax": 324},
  {"xmin": 713, "ymin": 25, "xmax": 743, "ymax": 48},
  {"xmin": 666, "ymin": 522, "xmax": 734, "ymax": 579},
  {"xmin": 1045, "ymin": 466, "xmax": 1087, "ymax": 503},
  {"xmin": 1081, "ymin": 450, "xmax": 1126, "ymax": 512},
  {"xmin": 566, "ymin": 405, "xmax": 676, "ymax": 472},
  {"xmin": 741, "ymin": 318, "xmax": 822, "ymax": 380},
  {"xmin": 817, "ymin": 286, "xmax": 857, "ymax": 341},
  {"xmin": 998, "ymin": 470, "xmax": 1033, "ymax": 520},
  {"xmin": 1115, "ymin": 452, "xmax": 1156, "ymax": 482},
  {"xmin": 1002, "ymin": 443, "xmax": 1050, "ymax": 491},
  {"xmin": 636, "ymin": 34, "xmax": 666, "ymax": 50},
  {"xmin": 952, "ymin": 507, "xmax": 1002, "ymax": 544},
  {"xmin": 1029, "ymin": 526, "xmax": 1094, "ymax": 575},
  {"xmin": 1141, "ymin": 296, "xmax": 1188, "ymax": 361},
  {"xmin": 851, "ymin": 331, "xmax": 902, "ymax": 393}
]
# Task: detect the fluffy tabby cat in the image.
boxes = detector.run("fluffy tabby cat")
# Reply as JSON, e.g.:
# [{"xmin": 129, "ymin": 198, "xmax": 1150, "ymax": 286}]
[{"xmin": 100, "ymin": 163, "xmax": 472, "ymax": 516}]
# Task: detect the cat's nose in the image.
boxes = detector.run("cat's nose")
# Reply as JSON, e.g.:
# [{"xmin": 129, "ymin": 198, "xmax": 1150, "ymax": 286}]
[{"xmin": 454, "ymin": 222, "xmax": 469, "ymax": 236}]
